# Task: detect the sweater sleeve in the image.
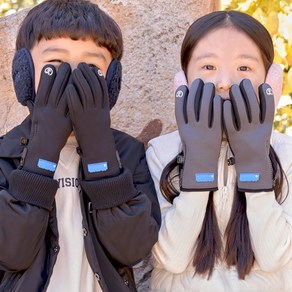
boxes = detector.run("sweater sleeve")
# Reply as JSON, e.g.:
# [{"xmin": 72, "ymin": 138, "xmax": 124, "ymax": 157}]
[
  {"xmin": 246, "ymin": 136, "xmax": 292, "ymax": 271},
  {"xmin": 146, "ymin": 141, "xmax": 209, "ymax": 274}
]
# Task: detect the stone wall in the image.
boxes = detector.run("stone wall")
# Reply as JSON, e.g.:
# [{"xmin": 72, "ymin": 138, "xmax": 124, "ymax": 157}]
[
  {"xmin": 0, "ymin": 0, "xmax": 220, "ymax": 144},
  {"xmin": 0, "ymin": 1, "xmax": 220, "ymax": 291}
]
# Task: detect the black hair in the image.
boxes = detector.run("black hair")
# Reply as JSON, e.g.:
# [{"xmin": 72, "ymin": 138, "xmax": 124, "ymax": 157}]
[
  {"xmin": 16, "ymin": 0, "xmax": 123, "ymax": 60},
  {"xmin": 160, "ymin": 10, "xmax": 287, "ymax": 279},
  {"xmin": 181, "ymin": 10, "xmax": 273, "ymax": 76}
]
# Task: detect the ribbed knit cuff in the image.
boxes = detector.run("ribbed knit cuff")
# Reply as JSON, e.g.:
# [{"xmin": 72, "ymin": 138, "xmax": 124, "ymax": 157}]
[
  {"xmin": 81, "ymin": 168, "xmax": 137, "ymax": 210},
  {"xmin": 9, "ymin": 169, "xmax": 59, "ymax": 210}
]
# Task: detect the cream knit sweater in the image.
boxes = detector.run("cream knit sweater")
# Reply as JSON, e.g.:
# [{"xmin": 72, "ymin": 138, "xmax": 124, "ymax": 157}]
[{"xmin": 146, "ymin": 130, "xmax": 292, "ymax": 292}]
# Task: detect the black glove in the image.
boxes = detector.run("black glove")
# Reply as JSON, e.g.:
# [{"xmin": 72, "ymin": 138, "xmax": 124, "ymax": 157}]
[
  {"xmin": 223, "ymin": 79, "xmax": 275, "ymax": 192},
  {"xmin": 175, "ymin": 78, "xmax": 223, "ymax": 191},
  {"xmin": 22, "ymin": 63, "xmax": 72, "ymax": 177},
  {"xmin": 67, "ymin": 63, "xmax": 121, "ymax": 180}
]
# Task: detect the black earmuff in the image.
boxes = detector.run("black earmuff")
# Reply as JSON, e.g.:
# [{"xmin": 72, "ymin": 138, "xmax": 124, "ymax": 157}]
[
  {"xmin": 12, "ymin": 48, "xmax": 35, "ymax": 112},
  {"xmin": 106, "ymin": 59, "xmax": 122, "ymax": 109},
  {"xmin": 12, "ymin": 48, "xmax": 122, "ymax": 111}
]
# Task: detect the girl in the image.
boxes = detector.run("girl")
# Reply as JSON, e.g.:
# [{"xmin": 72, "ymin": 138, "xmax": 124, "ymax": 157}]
[
  {"xmin": 0, "ymin": 1, "xmax": 160, "ymax": 291},
  {"xmin": 146, "ymin": 10, "xmax": 292, "ymax": 292}
]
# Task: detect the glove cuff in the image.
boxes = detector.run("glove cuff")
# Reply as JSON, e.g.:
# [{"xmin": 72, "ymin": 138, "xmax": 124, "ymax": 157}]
[
  {"xmin": 9, "ymin": 169, "xmax": 58, "ymax": 210},
  {"xmin": 181, "ymin": 163, "xmax": 218, "ymax": 192},
  {"xmin": 235, "ymin": 152, "xmax": 274, "ymax": 192},
  {"xmin": 21, "ymin": 147, "xmax": 58, "ymax": 178},
  {"xmin": 237, "ymin": 169, "xmax": 274, "ymax": 192},
  {"xmin": 80, "ymin": 141, "xmax": 121, "ymax": 180},
  {"xmin": 81, "ymin": 167, "xmax": 136, "ymax": 209}
]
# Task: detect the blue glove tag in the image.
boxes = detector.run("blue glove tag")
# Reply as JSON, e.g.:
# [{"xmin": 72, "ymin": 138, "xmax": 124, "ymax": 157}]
[
  {"xmin": 88, "ymin": 162, "xmax": 108, "ymax": 173},
  {"xmin": 239, "ymin": 173, "xmax": 260, "ymax": 182},
  {"xmin": 195, "ymin": 173, "xmax": 215, "ymax": 182},
  {"xmin": 38, "ymin": 159, "xmax": 57, "ymax": 172}
]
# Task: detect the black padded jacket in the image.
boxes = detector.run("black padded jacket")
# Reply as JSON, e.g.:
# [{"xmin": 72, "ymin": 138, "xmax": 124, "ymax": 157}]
[{"xmin": 0, "ymin": 116, "xmax": 161, "ymax": 292}]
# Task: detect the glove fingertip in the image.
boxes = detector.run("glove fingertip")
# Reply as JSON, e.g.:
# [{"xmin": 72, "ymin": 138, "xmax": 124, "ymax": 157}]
[
  {"xmin": 66, "ymin": 84, "xmax": 78, "ymax": 105},
  {"xmin": 175, "ymin": 85, "xmax": 188, "ymax": 99},
  {"xmin": 201, "ymin": 82, "xmax": 215, "ymax": 124},
  {"xmin": 223, "ymin": 100, "xmax": 237, "ymax": 133},
  {"xmin": 66, "ymin": 84, "xmax": 80, "ymax": 122},
  {"xmin": 38, "ymin": 64, "xmax": 56, "ymax": 88},
  {"xmin": 94, "ymin": 67, "xmax": 110, "ymax": 109},
  {"xmin": 258, "ymin": 83, "xmax": 275, "ymax": 122},
  {"xmin": 59, "ymin": 62, "xmax": 72, "ymax": 80},
  {"xmin": 223, "ymin": 99, "xmax": 232, "ymax": 111},
  {"xmin": 214, "ymin": 94, "xmax": 222, "ymax": 104},
  {"xmin": 59, "ymin": 61, "xmax": 71, "ymax": 71},
  {"xmin": 175, "ymin": 85, "xmax": 188, "ymax": 124},
  {"xmin": 229, "ymin": 84, "xmax": 243, "ymax": 129},
  {"xmin": 214, "ymin": 95, "xmax": 223, "ymax": 116},
  {"xmin": 77, "ymin": 62, "xmax": 88, "ymax": 70},
  {"xmin": 42, "ymin": 64, "xmax": 56, "ymax": 76},
  {"xmin": 50, "ymin": 62, "xmax": 72, "ymax": 106},
  {"xmin": 35, "ymin": 64, "xmax": 57, "ymax": 106},
  {"xmin": 189, "ymin": 78, "xmax": 203, "ymax": 91},
  {"xmin": 191, "ymin": 79, "xmax": 204, "ymax": 121},
  {"xmin": 71, "ymin": 67, "xmax": 81, "ymax": 84}
]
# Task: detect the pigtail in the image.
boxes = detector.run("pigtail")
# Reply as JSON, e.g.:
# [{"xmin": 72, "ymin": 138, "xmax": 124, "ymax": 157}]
[
  {"xmin": 270, "ymin": 145, "xmax": 286, "ymax": 202},
  {"xmin": 192, "ymin": 191, "xmax": 222, "ymax": 278},
  {"xmin": 160, "ymin": 153, "xmax": 182, "ymax": 203},
  {"xmin": 224, "ymin": 145, "xmax": 287, "ymax": 279},
  {"xmin": 224, "ymin": 189, "xmax": 254, "ymax": 279},
  {"xmin": 160, "ymin": 154, "xmax": 222, "ymax": 277}
]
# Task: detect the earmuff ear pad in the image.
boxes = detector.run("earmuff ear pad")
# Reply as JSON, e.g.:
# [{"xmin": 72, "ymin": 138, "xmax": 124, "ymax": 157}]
[
  {"xmin": 106, "ymin": 59, "xmax": 122, "ymax": 110},
  {"xmin": 12, "ymin": 48, "xmax": 35, "ymax": 107},
  {"xmin": 265, "ymin": 63, "xmax": 283, "ymax": 108}
]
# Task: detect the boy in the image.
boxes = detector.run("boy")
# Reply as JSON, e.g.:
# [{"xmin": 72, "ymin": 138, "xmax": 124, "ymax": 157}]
[{"xmin": 0, "ymin": 1, "xmax": 161, "ymax": 291}]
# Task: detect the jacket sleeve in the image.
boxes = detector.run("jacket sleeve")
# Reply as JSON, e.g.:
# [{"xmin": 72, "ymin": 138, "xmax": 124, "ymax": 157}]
[
  {"xmin": 0, "ymin": 163, "xmax": 58, "ymax": 272},
  {"xmin": 246, "ymin": 135, "xmax": 292, "ymax": 271},
  {"xmin": 81, "ymin": 137, "xmax": 161, "ymax": 267},
  {"xmin": 145, "ymin": 140, "xmax": 209, "ymax": 274}
]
